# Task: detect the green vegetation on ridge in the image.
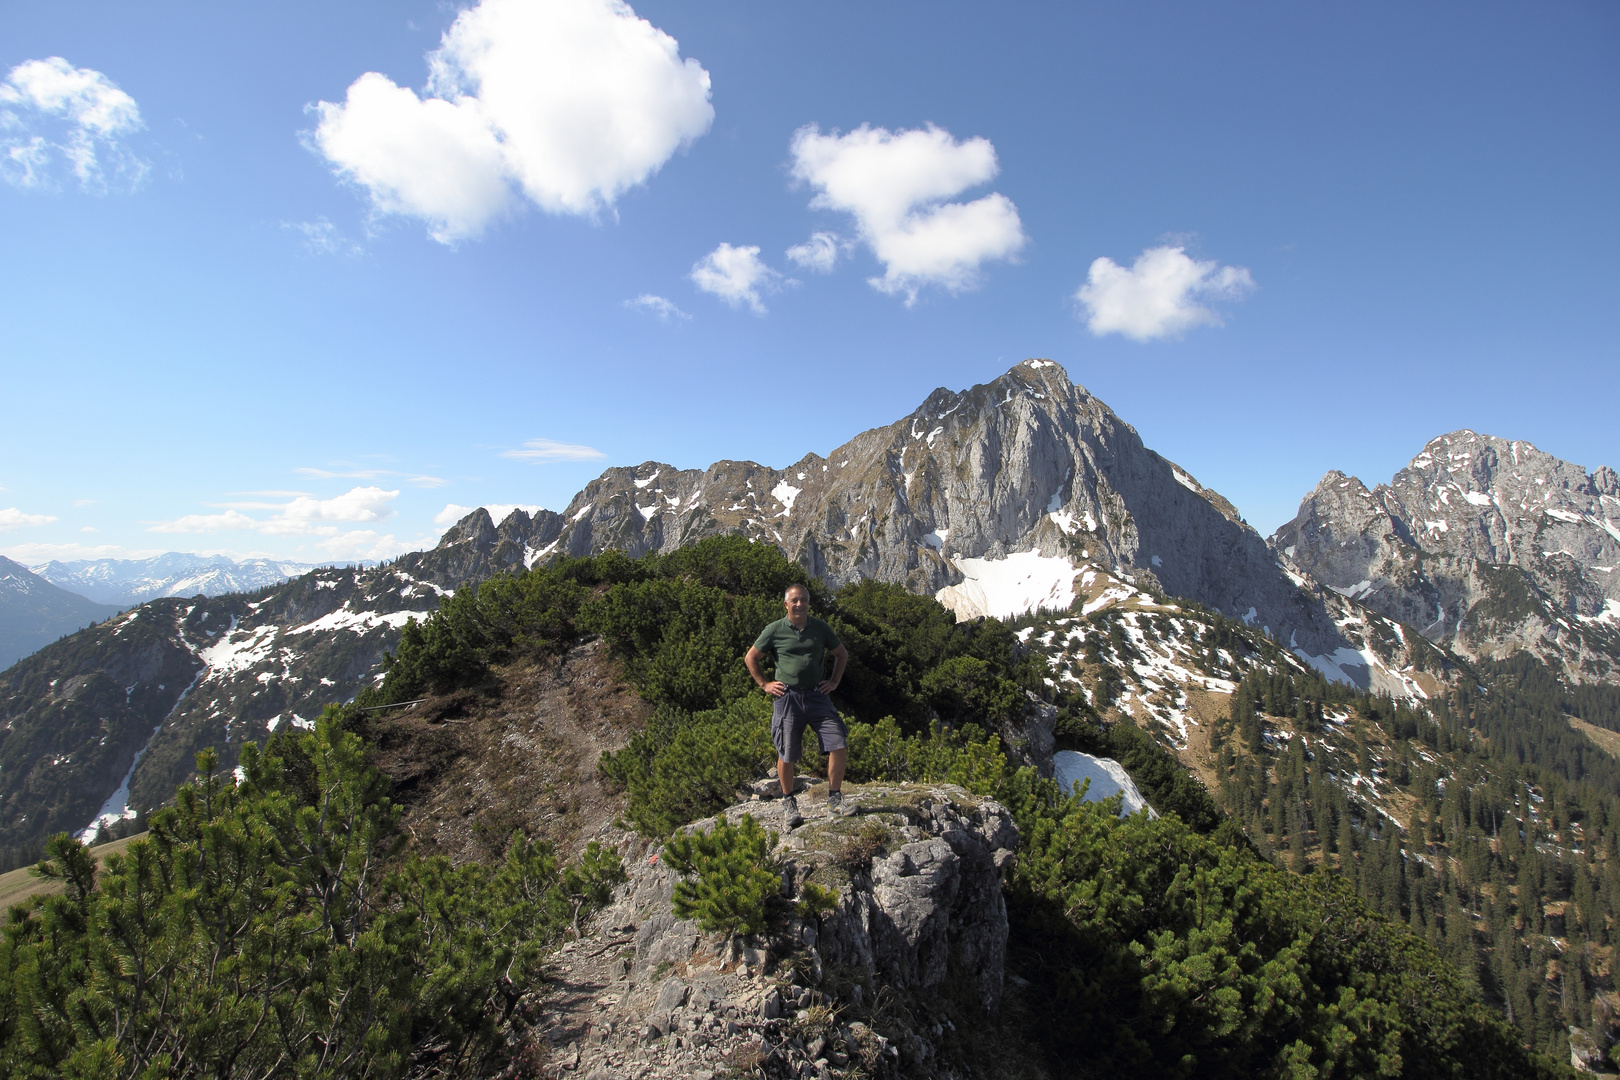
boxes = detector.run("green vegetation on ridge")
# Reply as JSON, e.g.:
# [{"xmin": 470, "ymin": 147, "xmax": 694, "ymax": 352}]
[
  {"xmin": 3, "ymin": 537, "xmax": 1570, "ymax": 1077},
  {"xmin": 367, "ymin": 536, "xmax": 1562, "ymax": 1078}
]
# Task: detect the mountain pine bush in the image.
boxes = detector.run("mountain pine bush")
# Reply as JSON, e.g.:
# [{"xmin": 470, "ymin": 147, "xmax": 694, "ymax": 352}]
[
  {"xmin": 0, "ymin": 718, "xmax": 622, "ymax": 1079},
  {"xmin": 662, "ymin": 813, "xmax": 780, "ymax": 936}
]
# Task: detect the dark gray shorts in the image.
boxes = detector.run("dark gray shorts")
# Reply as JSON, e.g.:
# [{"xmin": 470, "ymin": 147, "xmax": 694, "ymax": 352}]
[{"xmin": 771, "ymin": 690, "xmax": 847, "ymax": 763}]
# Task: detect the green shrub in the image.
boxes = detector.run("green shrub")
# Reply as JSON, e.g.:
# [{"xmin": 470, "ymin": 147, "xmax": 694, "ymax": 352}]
[
  {"xmin": 598, "ymin": 696, "xmax": 774, "ymax": 836},
  {"xmin": 0, "ymin": 717, "xmax": 623, "ymax": 1079},
  {"xmin": 919, "ymin": 655, "xmax": 1025, "ymax": 727},
  {"xmin": 844, "ymin": 716, "xmax": 1018, "ymax": 798},
  {"xmin": 662, "ymin": 814, "xmax": 780, "ymax": 936},
  {"xmin": 796, "ymin": 881, "xmax": 840, "ymax": 920}
]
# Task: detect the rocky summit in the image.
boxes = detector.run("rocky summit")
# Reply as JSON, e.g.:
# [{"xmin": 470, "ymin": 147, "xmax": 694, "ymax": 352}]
[
  {"xmin": 536, "ymin": 782, "xmax": 1022, "ymax": 1080},
  {"xmin": 1271, "ymin": 430, "xmax": 1620, "ymax": 682}
]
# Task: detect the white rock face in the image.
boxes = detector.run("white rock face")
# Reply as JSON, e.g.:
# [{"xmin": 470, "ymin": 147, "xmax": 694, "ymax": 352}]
[{"xmin": 1052, "ymin": 751, "xmax": 1154, "ymax": 817}]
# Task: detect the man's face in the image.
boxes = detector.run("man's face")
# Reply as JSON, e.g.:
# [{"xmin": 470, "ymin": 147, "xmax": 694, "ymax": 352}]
[{"xmin": 784, "ymin": 587, "xmax": 809, "ymax": 624}]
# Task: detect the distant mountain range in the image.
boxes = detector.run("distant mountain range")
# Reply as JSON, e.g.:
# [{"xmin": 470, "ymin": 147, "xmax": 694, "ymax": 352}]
[
  {"xmin": 1, "ymin": 359, "xmax": 1616, "ymax": 865},
  {"xmin": 31, "ymin": 553, "xmax": 330, "ymax": 608},
  {"xmin": 0, "ymin": 557, "xmax": 120, "ymax": 671}
]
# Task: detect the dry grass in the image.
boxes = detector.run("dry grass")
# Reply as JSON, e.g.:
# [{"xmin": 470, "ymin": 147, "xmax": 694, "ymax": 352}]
[
  {"xmin": 0, "ymin": 832, "xmax": 146, "ymax": 921},
  {"xmin": 1571, "ymin": 716, "xmax": 1620, "ymax": 761},
  {"xmin": 366, "ymin": 638, "xmax": 651, "ymax": 865}
]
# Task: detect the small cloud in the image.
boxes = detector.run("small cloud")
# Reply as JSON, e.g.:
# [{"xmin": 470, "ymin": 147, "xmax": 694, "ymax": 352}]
[
  {"xmin": 309, "ymin": 0, "xmax": 714, "ymax": 243},
  {"xmin": 274, "ymin": 486, "xmax": 398, "ymax": 525},
  {"xmin": 314, "ymin": 529, "xmax": 413, "ymax": 561},
  {"xmin": 0, "ymin": 507, "xmax": 58, "ymax": 531},
  {"xmin": 149, "ymin": 510, "xmax": 260, "ymax": 534},
  {"xmin": 499, "ymin": 438, "xmax": 607, "ymax": 463},
  {"xmin": 483, "ymin": 503, "xmax": 543, "ymax": 525},
  {"xmin": 72, "ymin": 499, "xmax": 96, "ymax": 507},
  {"xmin": 435, "ymin": 502, "xmax": 542, "ymax": 528},
  {"xmin": 785, "ymin": 231, "xmax": 842, "ymax": 273},
  {"xmin": 624, "ymin": 294, "xmax": 690, "ymax": 322},
  {"xmin": 284, "ymin": 217, "xmax": 363, "ymax": 257},
  {"xmin": 149, "ymin": 485, "xmax": 400, "ymax": 535},
  {"xmin": 434, "ymin": 503, "xmax": 475, "ymax": 527},
  {"xmin": 295, "ymin": 466, "xmax": 387, "ymax": 480},
  {"xmin": 690, "ymin": 243, "xmax": 785, "ymax": 314},
  {"xmin": 407, "ymin": 474, "xmax": 450, "ymax": 489},
  {"xmin": 788, "ymin": 123, "xmax": 1025, "ymax": 304},
  {"xmin": 80, "ymin": 526, "xmax": 96, "ymax": 533},
  {"xmin": 0, "ymin": 57, "xmax": 148, "ymax": 193},
  {"xmin": 1075, "ymin": 245, "xmax": 1255, "ymax": 341},
  {"xmin": 1, "ymin": 540, "xmax": 161, "ymax": 564}
]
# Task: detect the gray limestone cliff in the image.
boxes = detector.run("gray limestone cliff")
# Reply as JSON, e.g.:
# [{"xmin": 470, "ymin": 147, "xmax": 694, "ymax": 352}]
[{"xmin": 483, "ymin": 360, "xmax": 1356, "ymax": 663}]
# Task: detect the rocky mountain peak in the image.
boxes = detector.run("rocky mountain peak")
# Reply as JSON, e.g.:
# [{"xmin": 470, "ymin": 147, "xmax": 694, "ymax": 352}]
[
  {"xmin": 436, "ymin": 360, "xmax": 1405, "ymax": 687},
  {"xmin": 1272, "ymin": 431, "xmax": 1620, "ymax": 681}
]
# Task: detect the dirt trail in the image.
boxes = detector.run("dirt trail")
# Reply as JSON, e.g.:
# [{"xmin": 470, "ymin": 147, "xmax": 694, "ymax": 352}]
[{"xmin": 367, "ymin": 638, "xmax": 650, "ymax": 865}]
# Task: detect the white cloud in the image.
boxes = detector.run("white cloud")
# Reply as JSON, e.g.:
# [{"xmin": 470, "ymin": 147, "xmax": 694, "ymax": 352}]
[
  {"xmin": 624, "ymin": 293, "xmax": 690, "ymax": 321},
  {"xmin": 0, "ymin": 57, "xmax": 148, "ymax": 193},
  {"xmin": 434, "ymin": 501, "xmax": 544, "ymax": 528},
  {"xmin": 149, "ymin": 510, "xmax": 260, "ymax": 534},
  {"xmin": 6, "ymin": 541, "xmax": 164, "ymax": 564},
  {"xmin": 690, "ymin": 243, "xmax": 784, "ymax": 314},
  {"xmin": 293, "ymin": 465, "xmax": 446, "ymax": 488},
  {"xmin": 285, "ymin": 217, "xmax": 363, "ymax": 257},
  {"xmin": 149, "ymin": 486, "xmax": 400, "ymax": 536},
  {"xmin": 275, "ymin": 486, "xmax": 398, "ymax": 525},
  {"xmin": 500, "ymin": 438, "xmax": 607, "ymax": 463},
  {"xmin": 1075, "ymin": 245, "xmax": 1256, "ymax": 341},
  {"xmin": 314, "ymin": 530, "xmax": 417, "ymax": 561},
  {"xmin": 311, "ymin": 0, "xmax": 714, "ymax": 243},
  {"xmin": 788, "ymin": 123, "xmax": 1026, "ymax": 304},
  {"xmin": 0, "ymin": 507, "xmax": 58, "ymax": 531},
  {"xmin": 434, "ymin": 503, "xmax": 476, "ymax": 527},
  {"xmin": 785, "ymin": 231, "xmax": 842, "ymax": 273},
  {"xmin": 483, "ymin": 503, "xmax": 544, "ymax": 524}
]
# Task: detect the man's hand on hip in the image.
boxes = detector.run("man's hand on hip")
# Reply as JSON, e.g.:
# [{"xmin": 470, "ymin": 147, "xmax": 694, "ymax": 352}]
[
  {"xmin": 763, "ymin": 680, "xmax": 788, "ymax": 698},
  {"xmin": 816, "ymin": 680, "xmax": 839, "ymax": 694}
]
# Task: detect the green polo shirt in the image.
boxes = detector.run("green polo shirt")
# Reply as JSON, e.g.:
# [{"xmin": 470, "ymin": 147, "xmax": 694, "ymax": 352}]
[{"xmin": 752, "ymin": 615, "xmax": 842, "ymax": 691}]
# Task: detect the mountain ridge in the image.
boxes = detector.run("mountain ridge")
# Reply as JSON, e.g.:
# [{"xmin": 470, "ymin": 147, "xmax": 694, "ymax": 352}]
[
  {"xmin": 31, "ymin": 552, "xmax": 333, "ymax": 608},
  {"xmin": 0, "ymin": 556, "xmax": 120, "ymax": 671},
  {"xmin": 0, "ymin": 362, "xmax": 1583, "ymax": 868}
]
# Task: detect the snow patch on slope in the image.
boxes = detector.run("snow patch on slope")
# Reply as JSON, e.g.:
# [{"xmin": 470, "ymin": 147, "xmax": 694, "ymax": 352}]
[
  {"xmin": 1053, "ymin": 751, "xmax": 1154, "ymax": 817},
  {"xmin": 935, "ymin": 551, "xmax": 1077, "ymax": 621}
]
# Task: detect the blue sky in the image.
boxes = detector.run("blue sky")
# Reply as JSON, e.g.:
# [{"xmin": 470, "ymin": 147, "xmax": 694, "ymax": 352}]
[{"xmin": 2, "ymin": 1, "xmax": 1616, "ymax": 566}]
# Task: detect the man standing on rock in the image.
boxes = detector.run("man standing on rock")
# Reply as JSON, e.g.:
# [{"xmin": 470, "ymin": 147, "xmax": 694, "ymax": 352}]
[{"xmin": 744, "ymin": 583, "xmax": 849, "ymax": 828}]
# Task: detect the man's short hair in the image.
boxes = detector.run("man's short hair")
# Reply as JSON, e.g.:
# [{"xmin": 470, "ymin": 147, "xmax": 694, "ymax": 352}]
[{"xmin": 784, "ymin": 583, "xmax": 809, "ymax": 600}]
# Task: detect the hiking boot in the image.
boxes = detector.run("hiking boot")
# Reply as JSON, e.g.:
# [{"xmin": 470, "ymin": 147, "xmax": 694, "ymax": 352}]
[
  {"xmin": 827, "ymin": 790, "xmax": 844, "ymax": 816},
  {"xmin": 781, "ymin": 794, "xmax": 802, "ymax": 828}
]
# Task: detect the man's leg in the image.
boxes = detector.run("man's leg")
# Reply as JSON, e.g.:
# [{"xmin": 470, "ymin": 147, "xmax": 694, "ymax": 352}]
[
  {"xmin": 778, "ymin": 757, "xmax": 796, "ymax": 796},
  {"xmin": 827, "ymin": 748, "xmax": 846, "ymax": 793}
]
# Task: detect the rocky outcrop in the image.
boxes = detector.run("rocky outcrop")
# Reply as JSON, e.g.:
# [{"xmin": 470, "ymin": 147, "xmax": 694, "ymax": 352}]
[
  {"xmin": 1271, "ymin": 431, "xmax": 1620, "ymax": 681},
  {"xmin": 528, "ymin": 783, "xmax": 1020, "ymax": 1079}
]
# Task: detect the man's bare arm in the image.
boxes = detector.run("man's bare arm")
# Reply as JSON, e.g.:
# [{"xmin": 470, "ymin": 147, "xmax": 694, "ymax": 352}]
[
  {"xmin": 818, "ymin": 643, "xmax": 848, "ymax": 694},
  {"xmin": 745, "ymin": 645, "xmax": 787, "ymax": 697}
]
